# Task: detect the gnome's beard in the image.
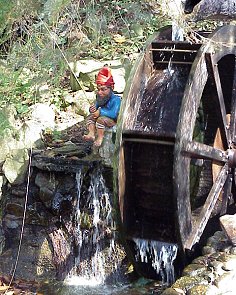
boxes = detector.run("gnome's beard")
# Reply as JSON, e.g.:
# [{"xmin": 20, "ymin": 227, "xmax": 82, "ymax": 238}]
[{"xmin": 96, "ymin": 92, "xmax": 111, "ymax": 107}]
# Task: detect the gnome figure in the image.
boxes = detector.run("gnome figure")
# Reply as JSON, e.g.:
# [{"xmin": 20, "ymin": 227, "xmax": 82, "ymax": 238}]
[{"xmin": 83, "ymin": 66, "xmax": 121, "ymax": 147}]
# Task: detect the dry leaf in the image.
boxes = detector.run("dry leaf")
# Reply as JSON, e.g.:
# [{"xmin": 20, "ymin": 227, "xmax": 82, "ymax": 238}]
[{"xmin": 113, "ymin": 34, "xmax": 126, "ymax": 44}]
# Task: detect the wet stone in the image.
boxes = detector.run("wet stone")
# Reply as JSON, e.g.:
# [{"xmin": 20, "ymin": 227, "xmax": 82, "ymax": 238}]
[
  {"xmin": 162, "ymin": 287, "xmax": 184, "ymax": 295},
  {"xmin": 182, "ymin": 263, "xmax": 207, "ymax": 277},
  {"xmin": 222, "ymin": 255, "xmax": 236, "ymax": 271},
  {"xmin": 207, "ymin": 236, "xmax": 218, "ymax": 246},
  {"xmin": 187, "ymin": 284, "xmax": 219, "ymax": 295},
  {"xmin": 4, "ymin": 214, "xmax": 21, "ymax": 229},
  {"xmin": 221, "ymin": 244, "xmax": 232, "ymax": 254},
  {"xmin": 207, "ymin": 235, "xmax": 228, "ymax": 251},
  {"xmin": 6, "ymin": 203, "xmax": 24, "ymax": 217},
  {"xmin": 214, "ymin": 231, "xmax": 227, "ymax": 240},
  {"xmin": 172, "ymin": 276, "xmax": 204, "ymax": 292},
  {"xmin": 220, "ymin": 214, "xmax": 236, "ymax": 246},
  {"xmin": 208, "ymin": 260, "xmax": 224, "ymax": 273},
  {"xmin": 230, "ymin": 246, "xmax": 236, "ymax": 255},
  {"xmin": 202, "ymin": 246, "xmax": 216, "ymax": 255},
  {"xmin": 192, "ymin": 255, "xmax": 210, "ymax": 266}
]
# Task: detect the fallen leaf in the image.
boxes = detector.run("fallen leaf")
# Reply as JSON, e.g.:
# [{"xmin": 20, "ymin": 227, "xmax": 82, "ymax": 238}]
[{"xmin": 113, "ymin": 34, "xmax": 126, "ymax": 43}]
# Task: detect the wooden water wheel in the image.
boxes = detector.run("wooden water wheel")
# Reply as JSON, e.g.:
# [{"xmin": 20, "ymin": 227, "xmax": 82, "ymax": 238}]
[{"xmin": 116, "ymin": 25, "xmax": 236, "ymax": 277}]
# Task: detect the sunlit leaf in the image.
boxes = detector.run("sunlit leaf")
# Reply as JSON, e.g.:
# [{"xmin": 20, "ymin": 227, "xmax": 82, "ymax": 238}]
[{"xmin": 113, "ymin": 34, "xmax": 126, "ymax": 44}]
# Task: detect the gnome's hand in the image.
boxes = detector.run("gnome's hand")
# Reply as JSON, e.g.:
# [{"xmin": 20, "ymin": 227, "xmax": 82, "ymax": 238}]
[
  {"xmin": 92, "ymin": 109, "xmax": 100, "ymax": 119},
  {"xmin": 89, "ymin": 104, "xmax": 97, "ymax": 113}
]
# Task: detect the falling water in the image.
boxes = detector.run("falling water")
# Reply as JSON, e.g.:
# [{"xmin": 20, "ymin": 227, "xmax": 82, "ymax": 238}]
[
  {"xmin": 65, "ymin": 166, "xmax": 124, "ymax": 289},
  {"xmin": 133, "ymin": 238, "xmax": 178, "ymax": 285},
  {"xmin": 134, "ymin": 66, "xmax": 189, "ymax": 135}
]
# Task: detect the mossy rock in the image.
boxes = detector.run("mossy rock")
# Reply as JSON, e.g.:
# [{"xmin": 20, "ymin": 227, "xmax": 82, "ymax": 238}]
[
  {"xmin": 182, "ymin": 263, "xmax": 207, "ymax": 277},
  {"xmin": 188, "ymin": 284, "xmax": 219, "ymax": 295},
  {"xmin": 172, "ymin": 276, "xmax": 205, "ymax": 292}
]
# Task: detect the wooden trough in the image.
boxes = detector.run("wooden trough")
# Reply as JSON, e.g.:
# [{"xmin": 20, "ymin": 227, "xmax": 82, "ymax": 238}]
[{"xmin": 116, "ymin": 25, "xmax": 236, "ymax": 278}]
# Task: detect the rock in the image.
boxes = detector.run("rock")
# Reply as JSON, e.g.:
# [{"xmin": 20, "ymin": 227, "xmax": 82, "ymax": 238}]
[
  {"xmin": 230, "ymin": 246, "xmax": 236, "ymax": 255},
  {"xmin": 202, "ymin": 245, "xmax": 216, "ymax": 255},
  {"xmin": 35, "ymin": 172, "xmax": 57, "ymax": 192},
  {"xmin": 36, "ymin": 239, "xmax": 55, "ymax": 277},
  {"xmin": 193, "ymin": 0, "xmax": 236, "ymax": 20},
  {"xmin": 66, "ymin": 90, "xmax": 95, "ymax": 117},
  {"xmin": 69, "ymin": 59, "xmax": 126, "ymax": 93},
  {"xmin": 36, "ymin": 83, "xmax": 50, "ymax": 100},
  {"xmin": 0, "ymin": 175, "xmax": 7, "ymax": 199},
  {"xmin": 43, "ymin": 142, "xmax": 84, "ymax": 157},
  {"xmin": 172, "ymin": 276, "xmax": 203, "ymax": 292},
  {"xmin": 21, "ymin": 121, "xmax": 45, "ymax": 149},
  {"xmin": 213, "ymin": 231, "xmax": 226, "ymax": 240},
  {"xmin": 214, "ymin": 272, "xmax": 236, "ymax": 291},
  {"xmin": 29, "ymin": 103, "xmax": 55, "ymax": 129},
  {"xmin": 6, "ymin": 203, "xmax": 24, "ymax": 217},
  {"xmin": 10, "ymin": 186, "xmax": 27, "ymax": 198},
  {"xmin": 188, "ymin": 284, "xmax": 219, "ymax": 295},
  {"xmin": 35, "ymin": 172, "xmax": 57, "ymax": 207},
  {"xmin": 0, "ymin": 129, "xmax": 15, "ymax": 164},
  {"xmin": 220, "ymin": 214, "xmax": 236, "ymax": 245},
  {"xmin": 182, "ymin": 263, "xmax": 207, "ymax": 277},
  {"xmin": 222, "ymin": 255, "xmax": 236, "ymax": 271},
  {"xmin": 98, "ymin": 126, "xmax": 116, "ymax": 167},
  {"xmin": 162, "ymin": 287, "xmax": 184, "ymax": 294},
  {"xmin": 208, "ymin": 260, "xmax": 224, "ymax": 274},
  {"xmin": 4, "ymin": 214, "xmax": 21, "ymax": 229},
  {"xmin": 2, "ymin": 148, "xmax": 29, "ymax": 185},
  {"xmin": 192, "ymin": 255, "xmax": 210, "ymax": 265}
]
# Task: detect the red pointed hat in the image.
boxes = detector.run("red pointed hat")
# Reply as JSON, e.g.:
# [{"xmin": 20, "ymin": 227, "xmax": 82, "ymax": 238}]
[{"xmin": 96, "ymin": 66, "xmax": 114, "ymax": 87}]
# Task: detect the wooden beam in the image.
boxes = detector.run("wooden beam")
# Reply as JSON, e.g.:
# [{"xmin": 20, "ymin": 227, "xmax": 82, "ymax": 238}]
[
  {"xmin": 182, "ymin": 140, "xmax": 228, "ymax": 163},
  {"xmin": 230, "ymin": 61, "xmax": 236, "ymax": 144},
  {"xmin": 205, "ymin": 52, "xmax": 229, "ymax": 149},
  {"xmin": 185, "ymin": 163, "xmax": 228, "ymax": 249}
]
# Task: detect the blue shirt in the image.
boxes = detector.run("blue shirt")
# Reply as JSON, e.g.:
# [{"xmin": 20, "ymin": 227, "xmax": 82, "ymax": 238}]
[{"xmin": 96, "ymin": 92, "xmax": 121, "ymax": 120}]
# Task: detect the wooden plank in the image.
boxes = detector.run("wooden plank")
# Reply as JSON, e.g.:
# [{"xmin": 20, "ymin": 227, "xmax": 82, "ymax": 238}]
[
  {"xmin": 182, "ymin": 140, "xmax": 228, "ymax": 162},
  {"xmin": 230, "ymin": 62, "xmax": 236, "ymax": 144},
  {"xmin": 220, "ymin": 174, "xmax": 233, "ymax": 215},
  {"xmin": 205, "ymin": 52, "xmax": 229, "ymax": 149},
  {"xmin": 185, "ymin": 163, "xmax": 228, "ymax": 249},
  {"xmin": 123, "ymin": 137, "xmax": 174, "ymax": 146}
]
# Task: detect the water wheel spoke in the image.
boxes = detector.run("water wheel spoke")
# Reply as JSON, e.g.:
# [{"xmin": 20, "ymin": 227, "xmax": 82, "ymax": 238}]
[
  {"xmin": 220, "ymin": 174, "xmax": 233, "ymax": 215},
  {"xmin": 185, "ymin": 163, "xmax": 229, "ymax": 249},
  {"xmin": 205, "ymin": 53, "xmax": 229, "ymax": 148},
  {"xmin": 181, "ymin": 140, "xmax": 228, "ymax": 162},
  {"xmin": 230, "ymin": 64, "xmax": 236, "ymax": 144}
]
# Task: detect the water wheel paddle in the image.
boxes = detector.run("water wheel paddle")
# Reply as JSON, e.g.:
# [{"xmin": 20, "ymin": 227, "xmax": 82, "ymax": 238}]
[{"xmin": 116, "ymin": 25, "xmax": 236, "ymax": 278}]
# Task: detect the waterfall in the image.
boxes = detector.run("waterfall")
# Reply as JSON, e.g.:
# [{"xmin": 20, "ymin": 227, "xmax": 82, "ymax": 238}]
[
  {"xmin": 133, "ymin": 238, "xmax": 178, "ymax": 285},
  {"xmin": 65, "ymin": 166, "xmax": 122, "ymax": 286}
]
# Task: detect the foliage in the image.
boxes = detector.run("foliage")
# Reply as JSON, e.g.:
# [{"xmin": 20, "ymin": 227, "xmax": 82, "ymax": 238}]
[
  {"xmin": 0, "ymin": 0, "xmax": 166, "ymax": 115},
  {"xmin": 0, "ymin": 0, "xmax": 224, "ymax": 125}
]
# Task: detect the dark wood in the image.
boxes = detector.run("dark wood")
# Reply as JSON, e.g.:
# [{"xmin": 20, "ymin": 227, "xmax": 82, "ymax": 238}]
[
  {"xmin": 185, "ymin": 163, "xmax": 228, "ymax": 249},
  {"xmin": 230, "ymin": 64, "xmax": 236, "ymax": 144},
  {"xmin": 116, "ymin": 25, "xmax": 236, "ymax": 279},
  {"xmin": 205, "ymin": 52, "xmax": 228, "ymax": 149},
  {"xmin": 221, "ymin": 174, "xmax": 233, "ymax": 216},
  {"xmin": 182, "ymin": 140, "xmax": 228, "ymax": 162}
]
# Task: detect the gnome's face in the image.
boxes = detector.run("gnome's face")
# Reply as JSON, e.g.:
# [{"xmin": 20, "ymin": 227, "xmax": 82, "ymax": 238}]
[{"xmin": 96, "ymin": 85, "xmax": 112, "ymax": 99}]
